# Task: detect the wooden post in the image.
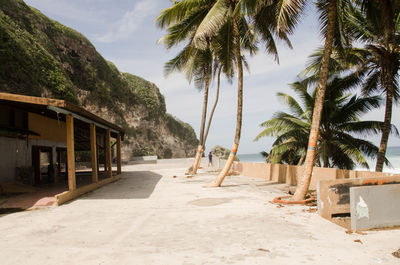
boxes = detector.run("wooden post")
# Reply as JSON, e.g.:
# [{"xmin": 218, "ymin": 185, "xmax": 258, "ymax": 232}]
[
  {"xmin": 66, "ymin": 115, "xmax": 76, "ymax": 191},
  {"xmin": 106, "ymin": 129, "xmax": 112, "ymax": 178},
  {"xmin": 104, "ymin": 136, "xmax": 107, "ymax": 172},
  {"xmin": 90, "ymin": 124, "xmax": 98, "ymax": 183},
  {"xmin": 117, "ymin": 134, "xmax": 122, "ymax": 174}
]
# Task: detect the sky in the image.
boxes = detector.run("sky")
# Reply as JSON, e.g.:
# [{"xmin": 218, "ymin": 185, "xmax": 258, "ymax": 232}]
[{"xmin": 25, "ymin": 0, "xmax": 400, "ymax": 154}]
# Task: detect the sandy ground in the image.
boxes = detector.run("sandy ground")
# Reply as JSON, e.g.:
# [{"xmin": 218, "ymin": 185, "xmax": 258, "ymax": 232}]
[{"xmin": 0, "ymin": 159, "xmax": 399, "ymax": 265}]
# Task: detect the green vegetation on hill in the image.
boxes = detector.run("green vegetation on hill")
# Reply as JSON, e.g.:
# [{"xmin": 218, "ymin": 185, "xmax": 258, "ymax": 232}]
[{"xmin": 0, "ymin": 0, "xmax": 198, "ymax": 158}]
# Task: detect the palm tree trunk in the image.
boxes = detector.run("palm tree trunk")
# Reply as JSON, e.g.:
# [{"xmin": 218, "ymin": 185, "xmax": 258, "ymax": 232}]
[
  {"xmin": 207, "ymin": 19, "xmax": 242, "ymax": 187},
  {"xmin": 292, "ymin": 0, "xmax": 337, "ymax": 200},
  {"xmin": 375, "ymin": 1, "xmax": 395, "ymax": 172},
  {"xmin": 189, "ymin": 78, "xmax": 210, "ymax": 174},
  {"xmin": 203, "ymin": 67, "xmax": 222, "ymax": 147},
  {"xmin": 375, "ymin": 72, "xmax": 394, "ymax": 172}
]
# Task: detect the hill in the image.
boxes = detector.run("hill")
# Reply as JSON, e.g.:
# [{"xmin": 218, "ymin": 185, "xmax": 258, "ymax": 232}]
[{"xmin": 0, "ymin": 0, "xmax": 198, "ymax": 159}]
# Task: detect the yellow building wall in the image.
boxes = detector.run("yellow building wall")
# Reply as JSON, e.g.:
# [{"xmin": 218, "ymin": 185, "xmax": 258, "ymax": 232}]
[{"xmin": 28, "ymin": 112, "xmax": 66, "ymax": 142}]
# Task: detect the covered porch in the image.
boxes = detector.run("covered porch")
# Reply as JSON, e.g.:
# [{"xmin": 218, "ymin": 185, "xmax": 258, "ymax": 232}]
[{"xmin": 0, "ymin": 92, "xmax": 125, "ymax": 207}]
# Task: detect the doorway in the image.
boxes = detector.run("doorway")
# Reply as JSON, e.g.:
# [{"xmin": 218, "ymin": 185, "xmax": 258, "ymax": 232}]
[{"xmin": 32, "ymin": 146, "xmax": 54, "ymax": 185}]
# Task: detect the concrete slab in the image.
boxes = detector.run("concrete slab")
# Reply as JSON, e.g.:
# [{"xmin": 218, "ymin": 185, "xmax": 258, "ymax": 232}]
[
  {"xmin": 350, "ymin": 184, "xmax": 400, "ymax": 230},
  {"xmin": 0, "ymin": 159, "xmax": 399, "ymax": 264}
]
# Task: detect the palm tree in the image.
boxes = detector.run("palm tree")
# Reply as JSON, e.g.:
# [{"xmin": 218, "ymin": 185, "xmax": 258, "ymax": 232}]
[
  {"xmin": 203, "ymin": 65, "xmax": 222, "ymax": 148},
  {"xmin": 157, "ymin": 0, "xmax": 258, "ymax": 177},
  {"xmin": 292, "ymin": 0, "xmax": 353, "ymax": 200},
  {"xmin": 163, "ymin": 44, "xmax": 215, "ymax": 174},
  {"xmin": 347, "ymin": 1, "xmax": 400, "ymax": 172},
  {"xmin": 303, "ymin": 0, "xmax": 400, "ymax": 172},
  {"xmin": 255, "ymin": 73, "xmax": 394, "ymax": 170},
  {"xmin": 157, "ymin": 1, "xmax": 220, "ymax": 175},
  {"xmin": 191, "ymin": 0, "xmax": 303, "ymax": 187}
]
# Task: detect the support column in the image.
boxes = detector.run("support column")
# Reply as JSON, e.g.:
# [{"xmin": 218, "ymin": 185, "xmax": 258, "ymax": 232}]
[
  {"xmin": 90, "ymin": 124, "xmax": 98, "ymax": 183},
  {"xmin": 66, "ymin": 115, "xmax": 76, "ymax": 191},
  {"xmin": 117, "ymin": 134, "xmax": 122, "ymax": 174},
  {"xmin": 106, "ymin": 129, "xmax": 112, "ymax": 178}
]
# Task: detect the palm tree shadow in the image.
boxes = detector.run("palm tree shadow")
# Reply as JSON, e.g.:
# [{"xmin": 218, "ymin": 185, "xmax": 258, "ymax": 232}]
[{"xmin": 82, "ymin": 171, "xmax": 162, "ymax": 200}]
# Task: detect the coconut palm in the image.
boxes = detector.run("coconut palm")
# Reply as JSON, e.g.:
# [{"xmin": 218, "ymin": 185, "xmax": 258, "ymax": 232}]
[
  {"xmin": 255, "ymin": 73, "xmax": 395, "ymax": 170},
  {"xmin": 291, "ymin": 0, "xmax": 355, "ymax": 200},
  {"xmin": 163, "ymin": 44, "xmax": 215, "ymax": 174},
  {"xmin": 303, "ymin": 0, "xmax": 400, "ymax": 172},
  {"xmin": 157, "ymin": 0, "xmax": 260, "ymax": 176},
  {"xmin": 190, "ymin": 0, "xmax": 303, "ymax": 187},
  {"xmin": 157, "ymin": 1, "xmax": 220, "ymax": 175},
  {"xmin": 347, "ymin": 1, "xmax": 400, "ymax": 172}
]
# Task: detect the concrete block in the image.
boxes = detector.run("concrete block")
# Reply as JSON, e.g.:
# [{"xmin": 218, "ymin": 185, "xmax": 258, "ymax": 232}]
[
  {"xmin": 317, "ymin": 177, "xmax": 400, "ymax": 220},
  {"xmin": 350, "ymin": 184, "xmax": 400, "ymax": 230}
]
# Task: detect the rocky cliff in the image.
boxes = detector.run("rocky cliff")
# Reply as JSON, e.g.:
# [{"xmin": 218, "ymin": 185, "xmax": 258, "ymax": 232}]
[{"xmin": 0, "ymin": 0, "xmax": 198, "ymax": 159}]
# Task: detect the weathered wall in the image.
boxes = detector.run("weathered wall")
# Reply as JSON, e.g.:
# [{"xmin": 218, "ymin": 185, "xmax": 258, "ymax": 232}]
[
  {"xmin": 0, "ymin": 137, "xmax": 67, "ymax": 183},
  {"xmin": 28, "ymin": 113, "xmax": 66, "ymax": 142},
  {"xmin": 350, "ymin": 184, "xmax": 400, "ymax": 230},
  {"xmin": 0, "ymin": 126, "xmax": 66, "ymax": 183},
  {"xmin": 0, "ymin": 136, "xmax": 30, "ymax": 182},
  {"xmin": 224, "ymin": 160, "xmax": 400, "ymax": 190}
]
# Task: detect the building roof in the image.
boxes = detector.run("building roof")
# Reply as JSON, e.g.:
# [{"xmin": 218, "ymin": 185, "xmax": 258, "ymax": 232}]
[{"xmin": 0, "ymin": 92, "xmax": 125, "ymax": 137}]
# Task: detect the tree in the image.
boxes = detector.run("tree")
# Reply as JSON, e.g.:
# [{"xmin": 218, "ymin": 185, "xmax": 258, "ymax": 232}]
[
  {"xmin": 292, "ymin": 0, "xmax": 351, "ymax": 200},
  {"xmin": 255, "ymin": 73, "xmax": 394, "ymax": 169},
  {"xmin": 191, "ymin": 0, "xmax": 302, "ymax": 187},
  {"xmin": 303, "ymin": 0, "xmax": 400, "ymax": 172},
  {"xmin": 347, "ymin": 0, "xmax": 400, "ymax": 172},
  {"xmin": 163, "ymin": 44, "xmax": 215, "ymax": 174},
  {"xmin": 157, "ymin": 1, "xmax": 220, "ymax": 175},
  {"xmin": 157, "ymin": 0, "xmax": 257, "ymax": 176}
]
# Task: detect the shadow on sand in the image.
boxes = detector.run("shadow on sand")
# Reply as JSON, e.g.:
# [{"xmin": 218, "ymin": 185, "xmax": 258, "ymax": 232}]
[{"xmin": 81, "ymin": 171, "xmax": 162, "ymax": 200}]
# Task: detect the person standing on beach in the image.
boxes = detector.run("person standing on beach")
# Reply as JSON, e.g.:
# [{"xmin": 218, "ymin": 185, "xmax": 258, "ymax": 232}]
[{"xmin": 208, "ymin": 152, "xmax": 213, "ymax": 167}]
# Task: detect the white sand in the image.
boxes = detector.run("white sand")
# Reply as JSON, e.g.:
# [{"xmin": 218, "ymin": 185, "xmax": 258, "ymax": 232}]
[{"xmin": 0, "ymin": 159, "xmax": 399, "ymax": 265}]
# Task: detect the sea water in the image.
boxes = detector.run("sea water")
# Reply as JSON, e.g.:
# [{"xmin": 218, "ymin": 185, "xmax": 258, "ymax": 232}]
[{"xmin": 237, "ymin": 146, "xmax": 400, "ymax": 174}]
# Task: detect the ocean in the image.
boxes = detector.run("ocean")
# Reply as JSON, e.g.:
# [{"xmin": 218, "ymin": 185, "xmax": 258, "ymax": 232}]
[{"xmin": 237, "ymin": 146, "xmax": 400, "ymax": 174}]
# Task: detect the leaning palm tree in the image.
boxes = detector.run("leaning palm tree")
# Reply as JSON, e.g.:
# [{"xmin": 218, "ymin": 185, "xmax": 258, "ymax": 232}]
[
  {"xmin": 163, "ymin": 44, "xmax": 215, "ymax": 174},
  {"xmin": 303, "ymin": 0, "xmax": 400, "ymax": 172},
  {"xmin": 157, "ymin": 0, "xmax": 256, "ymax": 176},
  {"xmin": 255, "ymin": 73, "xmax": 395, "ymax": 170},
  {"xmin": 157, "ymin": 1, "xmax": 221, "ymax": 175},
  {"xmin": 191, "ymin": 0, "xmax": 303, "ymax": 187},
  {"xmin": 292, "ymin": 0, "xmax": 353, "ymax": 200}
]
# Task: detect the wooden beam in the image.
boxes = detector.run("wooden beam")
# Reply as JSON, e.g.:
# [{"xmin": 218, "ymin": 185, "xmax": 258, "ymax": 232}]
[
  {"xmin": 106, "ymin": 129, "xmax": 112, "ymax": 178},
  {"xmin": 117, "ymin": 134, "xmax": 122, "ymax": 174},
  {"xmin": 90, "ymin": 124, "xmax": 98, "ymax": 183},
  {"xmin": 66, "ymin": 115, "xmax": 76, "ymax": 191}
]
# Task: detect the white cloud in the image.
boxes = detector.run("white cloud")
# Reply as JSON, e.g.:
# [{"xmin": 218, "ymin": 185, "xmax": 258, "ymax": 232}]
[
  {"xmin": 25, "ymin": 0, "xmax": 106, "ymax": 24},
  {"xmin": 94, "ymin": 1, "xmax": 157, "ymax": 43}
]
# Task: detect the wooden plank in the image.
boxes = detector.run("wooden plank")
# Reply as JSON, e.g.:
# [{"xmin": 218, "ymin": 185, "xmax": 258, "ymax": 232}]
[
  {"xmin": 117, "ymin": 134, "xmax": 122, "ymax": 174},
  {"xmin": 66, "ymin": 115, "xmax": 76, "ymax": 191},
  {"xmin": 55, "ymin": 174, "xmax": 122, "ymax": 205},
  {"xmin": 90, "ymin": 123, "xmax": 98, "ymax": 183},
  {"xmin": 106, "ymin": 129, "xmax": 112, "ymax": 178},
  {"xmin": 0, "ymin": 92, "xmax": 124, "ymax": 135},
  {"xmin": 0, "ymin": 92, "xmax": 66, "ymax": 107}
]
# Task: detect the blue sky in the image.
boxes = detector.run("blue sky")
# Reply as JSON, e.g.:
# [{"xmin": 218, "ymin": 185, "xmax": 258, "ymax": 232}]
[{"xmin": 25, "ymin": 0, "xmax": 400, "ymax": 154}]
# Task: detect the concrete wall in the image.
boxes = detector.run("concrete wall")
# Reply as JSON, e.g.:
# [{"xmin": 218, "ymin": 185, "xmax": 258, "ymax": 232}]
[
  {"xmin": 0, "ymin": 137, "xmax": 30, "ymax": 182},
  {"xmin": 0, "ymin": 112, "xmax": 68, "ymax": 183},
  {"xmin": 350, "ymin": 184, "xmax": 400, "ymax": 230},
  {"xmin": 226, "ymin": 161, "xmax": 400, "ymax": 190},
  {"xmin": 0, "ymin": 136, "xmax": 67, "ymax": 183}
]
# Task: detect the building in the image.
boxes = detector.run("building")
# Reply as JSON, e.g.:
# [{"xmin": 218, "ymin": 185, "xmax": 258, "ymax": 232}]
[{"xmin": 0, "ymin": 92, "xmax": 124, "ymax": 204}]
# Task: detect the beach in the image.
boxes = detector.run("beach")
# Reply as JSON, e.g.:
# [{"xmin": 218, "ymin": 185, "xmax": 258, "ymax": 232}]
[
  {"xmin": 0, "ymin": 159, "xmax": 399, "ymax": 264},
  {"xmin": 238, "ymin": 146, "xmax": 400, "ymax": 174}
]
